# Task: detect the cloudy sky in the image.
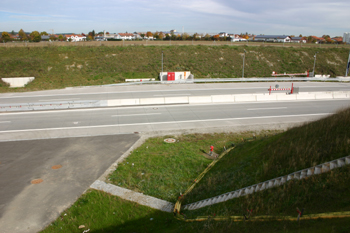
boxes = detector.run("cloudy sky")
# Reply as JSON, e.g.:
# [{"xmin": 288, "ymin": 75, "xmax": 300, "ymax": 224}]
[{"xmin": 1, "ymin": 0, "xmax": 349, "ymax": 37}]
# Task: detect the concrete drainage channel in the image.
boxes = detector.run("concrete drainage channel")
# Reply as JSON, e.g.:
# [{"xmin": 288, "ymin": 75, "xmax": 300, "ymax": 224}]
[
  {"xmin": 1, "ymin": 91, "xmax": 350, "ymax": 112},
  {"xmin": 183, "ymin": 155, "xmax": 350, "ymax": 211}
]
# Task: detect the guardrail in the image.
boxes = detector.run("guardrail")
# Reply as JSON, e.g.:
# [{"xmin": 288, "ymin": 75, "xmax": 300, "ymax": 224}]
[{"xmin": 183, "ymin": 155, "xmax": 350, "ymax": 211}]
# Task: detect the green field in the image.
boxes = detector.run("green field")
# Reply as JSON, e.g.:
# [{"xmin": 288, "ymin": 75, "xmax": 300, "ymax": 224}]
[
  {"xmin": 42, "ymin": 108, "xmax": 350, "ymax": 233},
  {"xmin": 1, "ymin": 45, "xmax": 349, "ymax": 92}
]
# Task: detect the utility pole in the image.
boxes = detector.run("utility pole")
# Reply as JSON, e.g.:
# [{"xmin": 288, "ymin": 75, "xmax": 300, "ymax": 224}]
[
  {"xmin": 242, "ymin": 49, "xmax": 247, "ymax": 78},
  {"xmin": 346, "ymin": 50, "xmax": 350, "ymax": 77},
  {"xmin": 313, "ymin": 52, "xmax": 318, "ymax": 77},
  {"xmin": 161, "ymin": 51, "xmax": 164, "ymax": 82}
]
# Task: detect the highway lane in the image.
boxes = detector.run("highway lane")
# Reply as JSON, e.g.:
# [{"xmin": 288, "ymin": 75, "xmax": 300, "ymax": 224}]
[
  {"xmin": 1, "ymin": 99, "xmax": 349, "ymax": 141},
  {"xmin": 1, "ymin": 82, "xmax": 350, "ymax": 105}
]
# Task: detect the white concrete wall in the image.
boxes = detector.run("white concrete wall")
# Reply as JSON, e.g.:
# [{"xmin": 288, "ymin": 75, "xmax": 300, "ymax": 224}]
[{"xmin": 2, "ymin": 77, "xmax": 35, "ymax": 88}]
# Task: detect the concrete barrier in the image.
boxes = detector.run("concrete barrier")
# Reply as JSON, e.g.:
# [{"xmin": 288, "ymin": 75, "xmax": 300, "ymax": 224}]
[
  {"xmin": 120, "ymin": 98, "xmax": 140, "ymax": 106},
  {"xmin": 212, "ymin": 95, "xmax": 235, "ymax": 103},
  {"xmin": 164, "ymin": 96, "xmax": 189, "ymax": 104},
  {"xmin": 234, "ymin": 94, "xmax": 257, "ymax": 102},
  {"xmin": 296, "ymin": 93, "xmax": 316, "ymax": 100},
  {"xmin": 333, "ymin": 92, "xmax": 350, "ymax": 99},
  {"xmin": 256, "ymin": 94, "xmax": 277, "ymax": 101},
  {"xmin": 140, "ymin": 97, "xmax": 165, "ymax": 105},
  {"xmin": 315, "ymin": 92, "xmax": 334, "ymax": 100},
  {"xmin": 276, "ymin": 94, "xmax": 297, "ymax": 101},
  {"xmin": 189, "ymin": 96, "xmax": 212, "ymax": 104}
]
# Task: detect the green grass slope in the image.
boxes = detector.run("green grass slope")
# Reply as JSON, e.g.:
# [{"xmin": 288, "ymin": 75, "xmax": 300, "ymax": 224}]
[
  {"xmin": 42, "ymin": 108, "xmax": 350, "ymax": 233},
  {"xmin": 0, "ymin": 45, "xmax": 349, "ymax": 92}
]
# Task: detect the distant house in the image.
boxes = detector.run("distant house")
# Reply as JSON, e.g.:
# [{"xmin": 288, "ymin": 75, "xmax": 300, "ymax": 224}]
[
  {"xmin": 290, "ymin": 37, "xmax": 306, "ymax": 43},
  {"xmin": 117, "ymin": 33, "xmax": 135, "ymax": 40},
  {"xmin": 65, "ymin": 34, "xmax": 86, "ymax": 42},
  {"xmin": 41, "ymin": 35, "xmax": 50, "ymax": 41},
  {"xmin": 254, "ymin": 35, "xmax": 291, "ymax": 42},
  {"xmin": 310, "ymin": 36, "xmax": 325, "ymax": 44},
  {"xmin": 331, "ymin": 37, "xmax": 343, "ymax": 44},
  {"xmin": 218, "ymin": 32, "xmax": 228, "ymax": 37}
]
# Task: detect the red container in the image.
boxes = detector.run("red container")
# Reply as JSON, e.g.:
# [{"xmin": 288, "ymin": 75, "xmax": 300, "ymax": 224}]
[{"xmin": 167, "ymin": 72, "xmax": 175, "ymax": 81}]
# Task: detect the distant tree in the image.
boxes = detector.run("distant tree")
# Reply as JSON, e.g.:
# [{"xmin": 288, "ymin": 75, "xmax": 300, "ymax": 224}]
[
  {"xmin": 192, "ymin": 33, "xmax": 198, "ymax": 40},
  {"xmin": 299, "ymin": 34, "xmax": 303, "ymax": 37},
  {"xmin": 40, "ymin": 31, "xmax": 48, "ymax": 36},
  {"xmin": 181, "ymin": 33, "xmax": 189, "ymax": 40},
  {"xmin": 322, "ymin": 35, "xmax": 330, "ymax": 40},
  {"xmin": 49, "ymin": 35, "xmax": 57, "ymax": 41},
  {"xmin": 204, "ymin": 34, "xmax": 211, "ymax": 41},
  {"xmin": 92, "ymin": 30, "xmax": 95, "ymax": 37},
  {"xmin": 213, "ymin": 34, "xmax": 220, "ymax": 41},
  {"xmin": 158, "ymin": 32, "xmax": 164, "ymax": 40},
  {"xmin": 30, "ymin": 31, "xmax": 41, "ymax": 42},
  {"xmin": 1, "ymin": 32, "xmax": 11, "ymax": 42},
  {"xmin": 290, "ymin": 35, "xmax": 295, "ymax": 38},
  {"xmin": 18, "ymin": 29, "xmax": 28, "ymax": 41},
  {"xmin": 140, "ymin": 33, "xmax": 145, "ymax": 38},
  {"xmin": 146, "ymin": 31, "xmax": 153, "ymax": 37},
  {"xmin": 11, "ymin": 30, "xmax": 16, "ymax": 35},
  {"xmin": 165, "ymin": 34, "xmax": 171, "ymax": 40}
]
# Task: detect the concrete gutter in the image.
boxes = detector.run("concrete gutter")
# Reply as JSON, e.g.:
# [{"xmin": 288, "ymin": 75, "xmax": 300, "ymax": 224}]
[
  {"xmin": 1, "ymin": 91, "xmax": 350, "ymax": 112},
  {"xmin": 2, "ymin": 77, "xmax": 35, "ymax": 88}
]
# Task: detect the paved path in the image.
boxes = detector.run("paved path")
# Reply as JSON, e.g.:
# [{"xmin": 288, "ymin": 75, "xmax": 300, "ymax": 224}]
[{"xmin": 0, "ymin": 134, "xmax": 140, "ymax": 233}]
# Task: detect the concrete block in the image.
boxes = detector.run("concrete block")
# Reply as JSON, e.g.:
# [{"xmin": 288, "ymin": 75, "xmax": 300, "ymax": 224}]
[
  {"xmin": 189, "ymin": 96, "xmax": 212, "ymax": 104},
  {"xmin": 256, "ymin": 94, "xmax": 277, "ymax": 101},
  {"xmin": 300, "ymin": 170, "xmax": 307, "ymax": 179},
  {"xmin": 164, "ymin": 96, "xmax": 189, "ymax": 104},
  {"xmin": 296, "ymin": 93, "xmax": 316, "ymax": 100},
  {"xmin": 330, "ymin": 161, "xmax": 338, "ymax": 170},
  {"xmin": 233, "ymin": 191, "xmax": 239, "ymax": 198},
  {"xmin": 287, "ymin": 174, "xmax": 294, "ymax": 181},
  {"xmin": 322, "ymin": 164, "xmax": 330, "ymax": 173},
  {"xmin": 294, "ymin": 173, "xmax": 300, "ymax": 180},
  {"xmin": 120, "ymin": 98, "xmax": 140, "ymax": 106},
  {"xmin": 211, "ymin": 95, "xmax": 235, "ymax": 103},
  {"xmin": 346, "ymin": 157, "xmax": 350, "ymax": 165},
  {"xmin": 255, "ymin": 184, "xmax": 262, "ymax": 192},
  {"xmin": 140, "ymin": 97, "xmax": 165, "ymax": 105},
  {"xmin": 268, "ymin": 180, "xmax": 274, "ymax": 188},
  {"xmin": 280, "ymin": 176, "xmax": 287, "ymax": 184},
  {"xmin": 234, "ymin": 94, "xmax": 257, "ymax": 102},
  {"xmin": 237, "ymin": 189, "xmax": 244, "ymax": 197},
  {"xmin": 260, "ymin": 182, "xmax": 266, "ymax": 190},
  {"xmin": 276, "ymin": 94, "xmax": 297, "ymax": 101},
  {"xmin": 337, "ymin": 159, "xmax": 345, "ymax": 167},
  {"xmin": 314, "ymin": 166, "xmax": 322, "ymax": 175},
  {"xmin": 273, "ymin": 179, "xmax": 281, "ymax": 186},
  {"xmin": 307, "ymin": 168, "xmax": 314, "ymax": 176}
]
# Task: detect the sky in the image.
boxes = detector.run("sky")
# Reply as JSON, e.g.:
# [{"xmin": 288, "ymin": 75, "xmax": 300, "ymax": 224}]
[{"xmin": 1, "ymin": 0, "xmax": 349, "ymax": 37}]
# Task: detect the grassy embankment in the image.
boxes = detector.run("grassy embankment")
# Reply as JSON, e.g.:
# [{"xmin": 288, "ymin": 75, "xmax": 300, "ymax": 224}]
[
  {"xmin": 0, "ymin": 45, "xmax": 349, "ymax": 92},
  {"xmin": 42, "ymin": 108, "xmax": 350, "ymax": 233}
]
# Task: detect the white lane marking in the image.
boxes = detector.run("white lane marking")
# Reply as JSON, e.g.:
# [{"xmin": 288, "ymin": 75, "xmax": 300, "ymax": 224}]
[
  {"xmin": 153, "ymin": 94, "xmax": 191, "ymax": 96},
  {"xmin": 38, "ymin": 98, "xmax": 80, "ymax": 102},
  {"xmin": 0, "ymin": 113, "xmax": 330, "ymax": 134},
  {"xmin": 111, "ymin": 113, "xmax": 161, "ymax": 117},
  {"xmin": 247, "ymin": 107, "xmax": 287, "ymax": 111},
  {"xmin": 0, "ymin": 121, "xmax": 11, "ymax": 123}
]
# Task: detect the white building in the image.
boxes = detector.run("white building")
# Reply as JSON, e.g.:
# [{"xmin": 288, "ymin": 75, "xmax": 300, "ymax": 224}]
[
  {"xmin": 65, "ymin": 34, "xmax": 86, "ymax": 42},
  {"xmin": 343, "ymin": 32, "xmax": 350, "ymax": 44}
]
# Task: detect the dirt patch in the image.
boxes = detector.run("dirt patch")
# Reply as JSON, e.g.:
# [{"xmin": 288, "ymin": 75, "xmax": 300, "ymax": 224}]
[
  {"xmin": 31, "ymin": 179, "xmax": 43, "ymax": 184},
  {"xmin": 51, "ymin": 165, "xmax": 62, "ymax": 169}
]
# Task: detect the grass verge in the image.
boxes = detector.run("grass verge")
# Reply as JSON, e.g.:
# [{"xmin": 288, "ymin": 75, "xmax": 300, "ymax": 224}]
[{"xmin": 108, "ymin": 132, "xmax": 277, "ymax": 202}]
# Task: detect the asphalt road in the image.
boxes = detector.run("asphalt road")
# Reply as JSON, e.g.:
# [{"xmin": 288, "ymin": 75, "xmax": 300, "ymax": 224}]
[
  {"xmin": 1, "ymin": 99, "xmax": 349, "ymax": 141},
  {"xmin": 1, "ymin": 82, "xmax": 350, "ymax": 105},
  {"xmin": 0, "ymin": 134, "xmax": 140, "ymax": 233}
]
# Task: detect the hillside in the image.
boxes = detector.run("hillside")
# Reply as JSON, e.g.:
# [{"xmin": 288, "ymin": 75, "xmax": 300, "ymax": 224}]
[
  {"xmin": 42, "ymin": 108, "xmax": 350, "ymax": 233},
  {"xmin": 0, "ymin": 45, "xmax": 349, "ymax": 92}
]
